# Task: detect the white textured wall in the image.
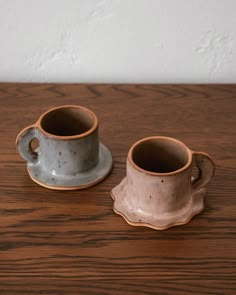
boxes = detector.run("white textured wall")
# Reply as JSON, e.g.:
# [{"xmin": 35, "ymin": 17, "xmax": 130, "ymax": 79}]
[{"xmin": 0, "ymin": 0, "xmax": 236, "ymax": 83}]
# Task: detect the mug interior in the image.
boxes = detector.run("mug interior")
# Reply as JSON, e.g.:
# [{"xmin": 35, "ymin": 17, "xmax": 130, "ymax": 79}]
[
  {"xmin": 131, "ymin": 138, "xmax": 190, "ymax": 173},
  {"xmin": 40, "ymin": 107, "xmax": 96, "ymax": 137}
]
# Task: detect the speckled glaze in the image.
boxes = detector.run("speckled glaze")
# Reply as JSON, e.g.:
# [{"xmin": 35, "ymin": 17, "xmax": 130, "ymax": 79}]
[
  {"xmin": 111, "ymin": 136, "xmax": 215, "ymax": 230},
  {"xmin": 16, "ymin": 105, "xmax": 112, "ymax": 190}
]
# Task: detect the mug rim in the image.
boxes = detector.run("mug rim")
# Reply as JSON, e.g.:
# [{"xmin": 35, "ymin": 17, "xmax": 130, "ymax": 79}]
[
  {"xmin": 35, "ymin": 105, "xmax": 98, "ymax": 140},
  {"xmin": 128, "ymin": 136, "xmax": 192, "ymax": 176}
]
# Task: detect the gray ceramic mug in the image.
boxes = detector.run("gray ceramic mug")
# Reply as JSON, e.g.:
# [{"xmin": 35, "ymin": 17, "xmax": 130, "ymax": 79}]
[{"xmin": 16, "ymin": 105, "xmax": 112, "ymax": 190}]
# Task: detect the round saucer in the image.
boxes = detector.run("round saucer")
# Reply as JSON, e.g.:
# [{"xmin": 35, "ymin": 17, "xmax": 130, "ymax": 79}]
[
  {"xmin": 27, "ymin": 143, "xmax": 112, "ymax": 190},
  {"xmin": 111, "ymin": 178, "xmax": 206, "ymax": 230}
]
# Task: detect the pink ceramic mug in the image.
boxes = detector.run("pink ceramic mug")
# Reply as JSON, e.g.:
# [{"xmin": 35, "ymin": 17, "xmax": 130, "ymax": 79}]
[{"xmin": 111, "ymin": 136, "xmax": 215, "ymax": 230}]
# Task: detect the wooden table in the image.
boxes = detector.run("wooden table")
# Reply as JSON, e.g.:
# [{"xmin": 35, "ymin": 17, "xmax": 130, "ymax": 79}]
[{"xmin": 0, "ymin": 84, "xmax": 235, "ymax": 295}]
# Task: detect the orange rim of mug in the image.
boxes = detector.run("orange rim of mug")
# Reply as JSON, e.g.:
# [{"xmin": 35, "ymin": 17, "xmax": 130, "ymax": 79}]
[
  {"xmin": 34, "ymin": 105, "xmax": 99, "ymax": 140},
  {"xmin": 128, "ymin": 136, "xmax": 193, "ymax": 176}
]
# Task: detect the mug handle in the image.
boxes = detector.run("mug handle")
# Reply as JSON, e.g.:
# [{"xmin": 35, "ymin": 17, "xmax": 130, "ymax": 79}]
[
  {"xmin": 16, "ymin": 125, "xmax": 39, "ymax": 165},
  {"xmin": 191, "ymin": 151, "xmax": 215, "ymax": 191}
]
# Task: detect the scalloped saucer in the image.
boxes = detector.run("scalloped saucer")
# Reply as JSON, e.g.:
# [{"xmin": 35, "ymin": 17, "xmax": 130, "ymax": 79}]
[{"xmin": 111, "ymin": 178, "xmax": 206, "ymax": 230}]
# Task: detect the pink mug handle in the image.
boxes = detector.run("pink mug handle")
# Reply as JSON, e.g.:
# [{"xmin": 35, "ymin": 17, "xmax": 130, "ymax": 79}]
[{"xmin": 191, "ymin": 152, "xmax": 215, "ymax": 191}]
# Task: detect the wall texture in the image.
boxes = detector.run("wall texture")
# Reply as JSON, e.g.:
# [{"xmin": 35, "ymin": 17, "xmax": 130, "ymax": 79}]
[{"xmin": 0, "ymin": 0, "xmax": 235, "ymax": 83}]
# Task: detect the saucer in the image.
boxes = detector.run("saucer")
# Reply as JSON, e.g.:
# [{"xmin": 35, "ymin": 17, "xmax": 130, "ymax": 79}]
[
  {"xmin": 27, "ymin": 143, "xmax": 112, "ymax": 190},
  {"xmin": 111, "ymin": 178, "xmax": 206, "ymax": 230}
]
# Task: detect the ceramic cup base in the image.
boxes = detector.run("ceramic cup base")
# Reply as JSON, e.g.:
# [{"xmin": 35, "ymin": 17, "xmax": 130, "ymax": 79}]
[
  {"xmin": 111, "ymin": 178, "xmax": 206, "ymax": 230},
  {"xmin": 27, "ymin": 143, "xmax": 112, "ymax": 190}
]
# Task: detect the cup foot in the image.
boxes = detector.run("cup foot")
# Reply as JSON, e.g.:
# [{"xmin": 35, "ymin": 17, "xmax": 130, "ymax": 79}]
[
  {"xmin": 27, "ymin": 143, "xmax": 112, "ymax": 190},
  {"xmin": 111, "ymin": 178, "xmax": 206, "ymax": 230}
]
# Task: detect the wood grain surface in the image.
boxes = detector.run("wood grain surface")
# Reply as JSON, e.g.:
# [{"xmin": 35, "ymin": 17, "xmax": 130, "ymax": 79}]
[{"xmin": 0, "ymin": 83, "xmax": 235, "ymax": 295}]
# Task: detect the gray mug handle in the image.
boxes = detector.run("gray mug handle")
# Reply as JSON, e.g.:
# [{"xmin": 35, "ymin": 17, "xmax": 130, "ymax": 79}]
[
  {"xmin": 16, "ymin": 125, "xmax": 39, "ymax": 165},
  {"xmin": 192, "ymin": 151, "xmax": 215, "ymax": 191}
]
